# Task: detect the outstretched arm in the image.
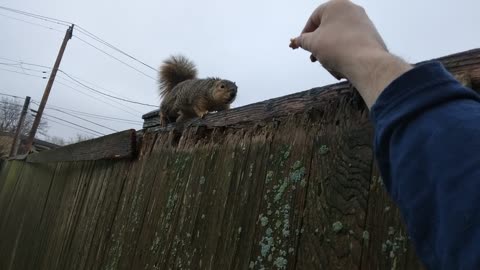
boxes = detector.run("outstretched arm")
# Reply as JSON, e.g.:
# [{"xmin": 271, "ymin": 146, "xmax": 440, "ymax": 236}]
[{"xmin": 292, "ymin": 1, "xmax": 480, "ymax": 269}]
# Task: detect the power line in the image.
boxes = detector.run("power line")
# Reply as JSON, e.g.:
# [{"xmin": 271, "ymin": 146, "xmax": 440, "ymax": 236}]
[
  {"xmin": 0, "ymin": 12, "xmax": 64, "ymax": 33},
  {"xmin": 42, "ymin": 104, "xmax": 142, "ymax": 124},
  {"xmin": 0, "ymin": 6, "xmax": 72, "ymax": 26},
  {"xmin": 74, "ymin": 36, "xmax": 157, "ymax": 81},
  {"xmin": 0, "ymin": 67, "xmax": 47, "ymax": 78},
  {"xmin": 0, "ymin": 57, "xmax": 155, "ymax": 109},
  {"xmin": 59, "ymin": 69, "xmax": 157, "ymax": 107},
  {"xmin": 32, "ymin": 101, "xmax": 143, "ymax": 124},
  {"xmin": 40, "ymin": 115, "xmax": 100, "ymax": 137},
  {"xmin": 55, "ymin": 77, "xmax": 145, "ymax": 115},
  {"xmin": 0, "ymin": 6, "xmax": 158, "ymax": 81},
  {"xmin": 0, "ymin": 92, "xmax": 24, "ymax": 99},
  {"xmin": 32, "ymin": 110, "xmax": 106, "ymax": 136},
  {"xmin": 22, "ymin": 99, "xmax": 141, "ymax": 129},
  {"xmin": 0, "ymin": 101, "xmax": 24, "ymax": 108},
  {"xmin": 0, "ymin": 57, "xmax": 51, "ymax": 69},
  {"xmin": 75, "ymin": 26, "xmax": 158, "ymax": 72},
  {"xmin": 43, "ymin": 106, "xmax": 119, "ymax": 132},
  {"xmin": 54, "ymin": 79, "xmax": 143, "ymax": 117},
  {"xmin": 61, "ymin": 72, "xmax": 133, "ymax": 100},
  {"xmin": 0, "ymin": 62, "xmax": 49, "ymax": 73}
]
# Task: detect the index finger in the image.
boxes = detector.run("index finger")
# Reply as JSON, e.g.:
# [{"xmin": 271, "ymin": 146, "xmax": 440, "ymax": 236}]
[{"xmin": 301, "ymin": 2, "xmax": 328, "ymax": 34}]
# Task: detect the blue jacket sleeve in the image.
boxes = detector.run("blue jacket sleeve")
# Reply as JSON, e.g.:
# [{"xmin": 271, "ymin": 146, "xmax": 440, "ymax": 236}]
[{"xmin": 370, "ymin": 62, "xmax": 480, "ymax": 269}]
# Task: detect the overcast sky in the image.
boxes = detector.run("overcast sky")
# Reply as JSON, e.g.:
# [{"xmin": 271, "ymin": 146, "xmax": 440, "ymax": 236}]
[{"xmin": 0, "ymin": 0, "xmax": 478, "ymax": 141}]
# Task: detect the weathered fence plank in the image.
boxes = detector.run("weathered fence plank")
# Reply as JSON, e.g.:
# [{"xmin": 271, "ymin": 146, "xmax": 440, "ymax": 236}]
[
  {"xmin": 0, "ymin": 161, "xmax": 24, "ymax": 222},
  {"xmin": 294, "ymin": 96, "xmax": 374, "ymax": 269},
  {"xmin": 35, "ymin": 161, "xmax": 90, "ymax": 270},
  {"xmin": 0, "ymin": 162, "xmax": 57, "ymax": 270},
  {"xmin": 360, "ymin": 165, "xmax": 426, "ymax": 270},
  {"xmin": 26, "ymin": 129, "xmax": 136, "ymax": 163}
]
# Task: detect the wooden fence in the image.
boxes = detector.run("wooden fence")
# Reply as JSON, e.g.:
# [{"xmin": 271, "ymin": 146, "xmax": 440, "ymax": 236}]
[{"xmin": 0, "ymin": 49, "xmax": 479, "ymax": 270}]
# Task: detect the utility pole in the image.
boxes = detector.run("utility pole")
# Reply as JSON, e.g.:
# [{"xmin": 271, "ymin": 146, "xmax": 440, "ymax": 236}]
[
  {"xmin": 8, "ymin": 96, "xmax": 31, "ymax": 157},
  {"xmin": 24, "ymin": 24, "xmax": 74, "ymax": 152}
]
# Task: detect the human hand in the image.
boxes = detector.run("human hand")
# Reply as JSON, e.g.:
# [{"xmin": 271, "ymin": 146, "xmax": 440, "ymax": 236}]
[{"xmin": 291, "ymin": 0, "xmax": 412, "ymax": 107}]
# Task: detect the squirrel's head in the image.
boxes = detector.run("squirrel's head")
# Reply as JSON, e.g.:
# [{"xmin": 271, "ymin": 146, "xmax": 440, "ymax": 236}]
[{"xmin": 213, "ymin": 80, "xmax": 237, "ymax": 104}]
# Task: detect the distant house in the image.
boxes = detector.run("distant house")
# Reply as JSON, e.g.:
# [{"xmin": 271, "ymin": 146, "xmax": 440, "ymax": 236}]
[{"xmin": 0, "ymin": 132, "xmax": 59, "ymax": 158}]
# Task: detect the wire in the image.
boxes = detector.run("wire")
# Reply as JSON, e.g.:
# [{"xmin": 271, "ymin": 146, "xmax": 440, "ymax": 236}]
[
  {"xmin": 32, "ymin": 110, "xmax": 106, "ymax": 136},
  {"xmin": 0, "ymin": 12, "xmax": 65, "ymax": 33},
  {"xmin": 74, "ymin": 36, "xmax": 157, "ymax": 81},
  {"xmin": 54, "ymin": 79, "xmax": 143, "ymax": 117},
  {"xmin": 0, "ymin": 6, "xmax": 158, "ymax": 78},
  {"xmin": 0, "ymin": 92, "xmax": 24, "ymax": 99},
  {"xmin": 75, "ymin": 26, "xmax": 158, "ymax": 72},
  {"xmin": 44, "ymin": 107, "xmax": 119, "ymax": 132},
  {"xmin": 40, "ymin": 115, "xmax": 100, "ymax": 137},
  {"xmin": 0, "ymin": 57, "xmax": 155, "ymax": 109},
  {"xmin": 0, "ymin": 100, "xmax": 24, "ymax": 108},
  {"xmin": 31, "ymin": 101, "xmax": 142, "ymax": 124},
  {"xmin": 58, "ymin": 69, "xmax": 157, "ymax": 107},
  {"xmin": 0, "ymin": 67, "xmax": 47, "ymax": 78},
  {"xmin": 55, "ymin": 77, "xmax": 144, "ymax": 115},
  {"xmin": 0, "ymin": 6, "xmax": 72, "ymax": 26},
  {"xmin": 0, "ymin": 62, "xmax": 49, "ymax": 73},
  {"xmin": 0, "ymin": 57, "xmax": 51, "ymax": 69},
  {"xmin": 61, "ymin": 72, "xmax": 133, "ymax": 100}
]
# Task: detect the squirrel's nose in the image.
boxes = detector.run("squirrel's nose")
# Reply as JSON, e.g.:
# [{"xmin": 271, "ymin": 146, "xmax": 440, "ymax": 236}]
[{"xmin": 229, "ymin": 89, "xmax": 237, "ymax": 99}]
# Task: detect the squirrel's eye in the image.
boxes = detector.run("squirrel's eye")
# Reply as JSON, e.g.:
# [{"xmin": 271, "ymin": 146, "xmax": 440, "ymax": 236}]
[{"xmin": 220, "ymin": 85, "xmax": 225, "ymax": 88}]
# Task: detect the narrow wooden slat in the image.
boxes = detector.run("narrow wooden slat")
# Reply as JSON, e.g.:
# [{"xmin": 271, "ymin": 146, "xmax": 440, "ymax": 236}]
[
  {"xmin": 35, "ymin": 161, "xmax": 89, "ymax": 270},
  {"xmin": 0, "ymin": 161, "xmax": 24, "ymax": 219},
  {"xmin": 295, "ymin": 96, "xmax": 374, "ymax": 269},
  {"xmin": 26, "ymin": 129, "xmax": 136, "ymax": 163},
  {"xmin": 0, "ymin": 162, "xmax": 57, "ymax": 270},
  {"xmin": 360, "ymin": 165, "xmax": 426, "ymax": 270},
  {"xmin": 99, "ymin": 132, "xmax": 165, "ymax": 270}
]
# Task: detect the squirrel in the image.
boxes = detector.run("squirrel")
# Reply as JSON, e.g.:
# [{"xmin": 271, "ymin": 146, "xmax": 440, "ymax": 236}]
[{"xmin": 158, "ymin": 55, "xmax": 238, "ymax": 126}]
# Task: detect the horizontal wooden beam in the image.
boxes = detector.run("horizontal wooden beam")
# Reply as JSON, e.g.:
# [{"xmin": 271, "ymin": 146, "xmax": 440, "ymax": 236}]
[
  {"xmin": 26, "ymin": 129, "xmax": 137, "ymax": 163},
  {"xmin": 143, "ymin": 48, "xmax": 480, "ymax": 131}
]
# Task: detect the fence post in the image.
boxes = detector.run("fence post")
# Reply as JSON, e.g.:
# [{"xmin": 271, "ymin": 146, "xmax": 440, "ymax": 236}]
[{"xmin": 9, "ymin": 96, "xmax": 31, "ymax": 157}]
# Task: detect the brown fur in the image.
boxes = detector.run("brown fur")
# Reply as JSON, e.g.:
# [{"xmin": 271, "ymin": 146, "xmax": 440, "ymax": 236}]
[{"xmin": 158, "ymin": 55, "xmax": 237, "ymax": 126}]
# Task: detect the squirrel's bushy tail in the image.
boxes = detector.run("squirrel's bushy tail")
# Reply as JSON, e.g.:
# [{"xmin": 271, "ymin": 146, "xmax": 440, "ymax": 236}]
[{"xmin": 159, "ymin": 55, "xmax": 197, "ymax": 97}]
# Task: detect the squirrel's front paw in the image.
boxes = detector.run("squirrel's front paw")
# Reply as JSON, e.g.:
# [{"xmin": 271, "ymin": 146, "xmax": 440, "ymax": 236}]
[{"xmin": 197, "ymin": 111, "xmax": 208, "ymax": 119}]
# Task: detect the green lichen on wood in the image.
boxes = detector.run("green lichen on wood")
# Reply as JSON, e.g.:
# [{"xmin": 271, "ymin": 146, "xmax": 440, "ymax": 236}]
[
  {"xmin": 289, "ymin": 160, "xmax": 306, "ymax": 184},
  {"xmin": 249, "ymin": 163, "xmax": 254, "ymax": 178},
  {"xmin": 381, "ymin": 229, "xmax": 408, "ymax": 259},
  {"xmin": 266, "ymin": 171, "xmax": 274, "ymax": 183},
  {"xmin": 362, "ymin": 230, "xmax": 370, "ymax": 241},
  {"xmin": 332, "ymin": 221, "xmax": 343, "ymax": 233},
  {"xmin": 273, "ymin": 256, "xmax": 288, "ymax": 269},
  {"xmin": 280, "ymin": 145, "xmax": 292, "ymax": 160},
  {"xmin": 319, "ymin": 144, "xmax": 330, "ymax": 155}
]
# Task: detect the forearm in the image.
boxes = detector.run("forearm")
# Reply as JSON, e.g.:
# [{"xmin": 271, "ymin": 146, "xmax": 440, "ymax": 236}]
[
  {"xmin": 372, "ymin": 62, "xmax": 480, "ymax": 269},
  {"xmin": 346, "ymin": 51, "xmax": 412, "ymax": 108}
]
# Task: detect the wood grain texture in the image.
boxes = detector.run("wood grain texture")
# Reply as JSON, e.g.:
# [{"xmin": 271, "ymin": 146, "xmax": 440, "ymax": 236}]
[
  {"xmin": 359, "ymin": 165, "xmax": 426, "ymax": 270},
  {"xmin": 26, "ymin": 129, "xmax": 136, "ymax": 163},
  {"xmin": 0, "ymin": 162, "xmax": 57, "ymax": 270},
  {"xmin": 295, "ymin": 96, "xmax": 374, "ymax": 270}
]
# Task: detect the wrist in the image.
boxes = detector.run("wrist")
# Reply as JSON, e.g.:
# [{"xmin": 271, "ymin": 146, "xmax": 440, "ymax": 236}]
[{"xmin": 346, "ymin": 50, "xmax": 412, "ymax": 108}]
